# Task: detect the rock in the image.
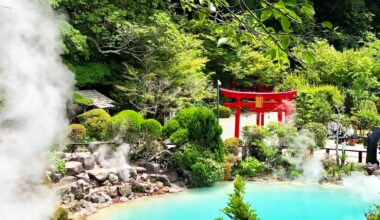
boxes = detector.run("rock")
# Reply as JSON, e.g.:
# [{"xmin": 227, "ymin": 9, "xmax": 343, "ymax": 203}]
[
  {"xmin": 65, "ymin": 161, "xmax": 84, "ymax": 176},
  {"xmin": 149, "ymin": 174, "xmax": 171, "ymax": 187},
  {"xmin": 130, "ymin": 179, "xmax": 149, "ymax": 193},
  {"xmin": 118, "ymin": 184, "xmax": 132, "ymax": 197},
  {"xmin": 146, "ymin": 162, "xmax": 159, "ymax": 174},
  {"xmin": 89, "ymin": 179, "xmax": 99, "ymax": 188},
  {"xmin": 117, "ymin": 168, "xmax": 130, "ymax": 182},
  {"xmin": 120, "ymin": 196, "xmax": 129, "ymax": 202},
  {"xmin": 56, "ymin": 185, "xmax": 72, "ymax": 197},
  {"xmin": 109, "ymin": 173, "xmax": 119, "ymax": 184},
  {"xmin": 76, "ymin": 172, "xmax": 90, "ymax": 182},
  {"xmin": 141, "ymin": 173, "xmax": 148, "ymax": 181},
  {"xmin": 135, "ymin": 167, "xmax": 147, "ymax": 174},
  {"xmin": 98, "ymin": 192, "xmax": 111, "ymax": 204},
  {"xmin": 51, "ymin": 172, "xmax": 62, "ymax": 183},
  {"xmin": 75, "ymin": 193, "xmax": 85, "ymax": 200},
  {"xmin": 105, "ymin": 186, "xmax": 118, "ymax": 198},
  {"xmin": 156, "ymin": 181, "xmax": 164, "ymax": 188},
  {"xmin": 59, "ymin": 176, "xmax": 77, "ymax": 185},
  {"xmin": 80, "ymin": 156, "xmax": 95, "ymax": 170},
  {"xmin": 129, "ymin": 167, "xmax": 138, "ymax": 179},
  {"xmin": 62, "ymin": 193, "xmax": 74, "ymax": 204},
  {"xmin": 168, "ymin": 171, "xmax": 179, "ymax": 183},
  {"xmin": 366, "ymin": 163, "xmax": 379, "ymax": 175},
  {"xmin": 88, "ymin": 169, "xmax": 110, "ymax": 182},
  {"xmin": 102, "ymin": 180, "xmax": 112, "ymax": 187},
  {"xmin": 373, "ymin": 169, "xmax": 380, "ymax": 176},
  {"xmin": 90, "ymin": 194, "xmax": 100, "ymax": 203}
]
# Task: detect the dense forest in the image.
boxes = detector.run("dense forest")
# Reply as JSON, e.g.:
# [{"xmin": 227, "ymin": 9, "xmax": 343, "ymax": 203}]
[{"xmin": 52, "ymin": 0, "xmax": 380, "ymax": 124}]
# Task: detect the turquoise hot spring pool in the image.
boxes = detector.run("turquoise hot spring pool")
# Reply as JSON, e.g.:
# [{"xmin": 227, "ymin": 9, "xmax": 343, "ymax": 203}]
[{"xmin": 89, "ymin": 182, "xmax": 379, "ymax": 220}]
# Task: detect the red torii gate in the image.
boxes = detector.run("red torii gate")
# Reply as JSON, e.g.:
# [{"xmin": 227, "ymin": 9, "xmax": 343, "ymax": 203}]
[{"xmin": 220, "ymin": 88, "xmax": 297, "ymax": 138}]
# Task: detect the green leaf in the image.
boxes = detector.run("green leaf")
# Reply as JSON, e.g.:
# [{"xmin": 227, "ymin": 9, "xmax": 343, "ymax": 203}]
[
  {"xmin": 284, "ymin": 0, "xmax": 297, "ymax": 7},
  {"xmin": 301, "ymin": 4, "xmax": 315, "ymax": 19},
  {"xmin": 260, "ymin": 9, "xmax": 272, "ymax": 22},
  {"xmin": 303, "ymin": 51, "xmax": 315, "ymax": 64},
  {"xmin": 281, "ymin": 35, "xmax": 290, "ymax": 49},
  {"xmin": 321, "ymin": 21, "xmax": 333, "ymax": 30},
  {"xmin": 215, "ymin": 26, "xmax": 224, "ymax": 34},
  {"xmin": 287, "ymin": 10, "xmax": 302, "ymax": 23},
  {"xmin": 280, "ymin": 16, "xmax": 291, "ymax": 32},
  {"xmin": 217, "ymin": 37, "xmax": 228, "ymax": 47},
  {"xmin": 199, "ymin": 11, "xmax": 206, "ymax": 22}
]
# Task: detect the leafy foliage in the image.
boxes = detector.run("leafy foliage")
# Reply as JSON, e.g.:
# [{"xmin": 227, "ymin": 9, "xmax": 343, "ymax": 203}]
[
  {"xmin": 109, "ymin": 110, "xmax": 144, "ymax": 143},
  {"xmin": 366, "ymin": 205, "xmax": 380, "ymax": 220},
  {"xmin": 68, "ymin": 124, "xmax": 87, "ymax": 142},
  {"xmin": 213, "ymin": 105, "xmax": 232, "ymax": 118},
  {"xmin": 303, "ymin": 122, "xmax": 328, "ymax": 148},
  {"xmin": 224, "ymin": 137, "xmax": 241, "ymax": 156},
  {"xmin": 191, "ymin": 158, "xmax": 224, "ymax": 187},
  {"xmin": 77, "ymin": 109, "xmax": 111, "ymax": 140},
  {"xmin": 237, "ymin": 157, "xmax": 265, "ymax": 178},
  {"xmin": 49, "ymin": 150, "xmax": 66, "ymax": 175},
  {"xmin": 72, "ymin": 92, "xmax": 93, "ymax": 106}
]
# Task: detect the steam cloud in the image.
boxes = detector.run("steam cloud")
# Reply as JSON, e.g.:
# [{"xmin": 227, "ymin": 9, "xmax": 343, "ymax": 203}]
[{"xmin": 0, "ymin": 0, "xmax": 73, "ymax": 219}]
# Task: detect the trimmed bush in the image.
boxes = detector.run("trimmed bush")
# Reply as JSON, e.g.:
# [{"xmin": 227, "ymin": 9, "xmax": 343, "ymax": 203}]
[
  {"xmin": 141, "ymin": 119, "xmax": 162, "ymax": 140},
  {"xmin": 237, "ymin": 157, "xmax": 265, "ymax": 177},
  {"xmin": 223, "ymin": 160, "xmax": 232, "ymax": 181},
  {"xmin": 190, "ymin": 158, "xmax": 224, "ymax": 187},
  {"xmin": 224, "ymin": 137, "xmax": 241, "ymax": 156},
  {"xmin": 68, "ymin": 124, "xmax": 86, "ymax": 141},
  {"xmin": 187, "ymin": 107, "xmax": 224, "ymax": 162},
  {"xmin": 77, "ymin": 109, "xmax": 111, "ymax": 140},
  {"xmin": 174, "ymin": 107, "xmax": 197, "ymax": 127},
  {"xmin": 109, "ymin": 110, "xmax": 144, "ymax": 142},
  {"xmin": 303, "ymin": 122, "xmax": 328, "ymax": 148},
  {"xmin": 212, "ymin": 105, "xmax": 232, "ymax": 118},
  {"xmin": 174, "ymin": 145, "xmax": 201, "ymax": 170},
  {"xmin": 162, "ymin": 119, "xmax": 180, "ymax": 138},
  {"xmin": 170, "ymin": 128, "xmax": 188, "ymax": 146}
]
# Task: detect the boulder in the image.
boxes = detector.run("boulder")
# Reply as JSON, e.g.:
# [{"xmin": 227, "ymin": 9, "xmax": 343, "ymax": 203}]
[
  {"xmin": 117, "ymin": 168, "xmax": 130, "ymax": 182},
  {"xmin": 87, "ymin": 169, "xmax": 110, "ymax": 182},
  {"xmin": 102, "ymin": 180, "xmax": 112, "ymax": 187},
  {"xmin": 74, "ymin": 193, "xmax": 85, "ymax": 200},
  {"xmin": 59, "ymin": 176, "xmax": 77, "ymax": 185},
  {"xmin": 141, "ymin": 173, "xmax": 148, "ymax": 181},
  {"xmin": 149, "ymin": 174, "xmax": 171, "ymax": 187},
  {"xmin": 373, "ymin": 169, "xmax": 380, "ymax": 176},
  {"xmin": 168, "ymin": 171, "xmax": 179, "ymax": 183},
  {"xmin": 146, "ymin": 162, "xmax": 159, "ymax": 174},
  {"xmin": 80, "ymin": 156, "xmax": 95, "ymax": 170},
  {"xmin": 105, "ymin": 186, "xmax": 118, "ymax": 198},
  {"xmin": 129, "ymin": 167, "xmax": 138, "ymax": 179},
  {"xmin": 76, "ymin": 172, "xmax": 90, "ymax": 182},
  {"xmin": 118, "ymin": 184, "xmax": 132, "ymax": 197},
  {"xmin": 135, "ymin": 167, "xmax": 147, "ymax": 174},
  {"xmin": 65, "ymin": 161, "xmax": 84, "ymax": 176},
  {"xmin": 366, "ymin": 163, "xmax": 379, "ymax": 175},
  {"xmin": 130, "ymin": 179, "xmax": 149, "ymax": 193},
  {"xmin": 51, "ymin": 173, "xmax": 62, "ymax": 183},
  {"xmin": 109, "ymin": 173, "xmax": 119, "ymax": 184}
]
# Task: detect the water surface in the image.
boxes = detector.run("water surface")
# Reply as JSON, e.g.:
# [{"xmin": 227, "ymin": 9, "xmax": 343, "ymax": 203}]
[{"xmin": 89, "ymin": 182, "xmax": 378, "ymax": 220}]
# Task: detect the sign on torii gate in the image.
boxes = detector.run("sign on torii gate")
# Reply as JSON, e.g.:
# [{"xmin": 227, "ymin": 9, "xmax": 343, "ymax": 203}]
[{"xmin": 220, "ymin": 88, "xmax": 297, "ymax": 138}]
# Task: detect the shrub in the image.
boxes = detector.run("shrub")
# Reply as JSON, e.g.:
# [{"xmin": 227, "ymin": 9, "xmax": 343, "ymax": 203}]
[
  {"xmin": 109, "ymin": 110, "xmax": 144, "ymax": 142},
  {"xmin": 187, "ymin": 107, "xmax": 224, "ymax": 162},
  {"xmin": 170, "ymin": 128, "xmax": 188, "ymax": 146},
  {"xmin": 190, "ymin": 158, "xmax": 224, "ymax": 187},
  {"xmin": 48, "ymin": 150, "xmax": 66, "ymax": 175},
  {"xmin": 223, "ymin": 160, "xmax": 232, "ymax": 181},
  {"xmin": 77, "ymin": 109, "xmax": 111, "ymax": 140},
  {"xmin": 174, "ymin": 145, "xmax": 202, "ymax": 170},
  {"xmin": 237, "ymin": 157, "xmax": 265, "ymax": 177},
  {"xmin": 52, "ymin": 206, "xmax": 68, "ymax": 220},
  {"xmin": 366, "ymin": 205, "xmax": 380, "ymax": 220},
  {"xmin": 303, "ymin": 122, "xmax": 328, "ymax": 148},
  {"xmin": 224, "ymin": 137, "xmax": 241, "ymax": 156},
  {"xmin": 68, "ymin": 124, "xmax": 86, "ymax": 141},
  {"xmin": 162, "ymin": 119, "xmax": 180, "ymax": 138},
  {"xmin": 173, "ymin": 107, "xmax": 197, "ymax": 127},
  {"xmin": 212, "ymin": 105, "xmax": 232, "ymax": 118},
  {"xmin": 355, "ymin": 110, "xmax": 380, "ymax": 132},
  {"xmin": 141, "ymin": 119, "xmax": 162, "ymax": 140}
]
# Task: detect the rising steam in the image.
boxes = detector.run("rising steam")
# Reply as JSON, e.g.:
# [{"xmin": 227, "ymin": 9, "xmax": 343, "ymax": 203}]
[{"xmin": 0, "ymin": 0, "xmax": 73, "ymax": 219}]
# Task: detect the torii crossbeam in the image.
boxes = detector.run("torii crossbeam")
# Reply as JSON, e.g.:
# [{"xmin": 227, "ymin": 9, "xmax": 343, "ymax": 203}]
[{"xmin": 220, "ymin": 88, "xmax": 297, "ymax": 138}]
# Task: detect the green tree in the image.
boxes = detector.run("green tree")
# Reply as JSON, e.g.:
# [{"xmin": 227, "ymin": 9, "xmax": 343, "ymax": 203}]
[{"xmin": 216, "ymin": 175, "xmax": 259, "ymax": 220}]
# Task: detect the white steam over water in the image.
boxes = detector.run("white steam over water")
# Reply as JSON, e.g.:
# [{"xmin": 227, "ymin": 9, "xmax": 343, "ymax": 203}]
[{"xmin": 0, "ymin": 0, "xmax": 73, "ymax": 219}]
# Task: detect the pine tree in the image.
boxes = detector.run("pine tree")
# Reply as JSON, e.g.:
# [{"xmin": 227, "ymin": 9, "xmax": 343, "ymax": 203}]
[{"xmin": 216, "ymin": 175, "xmax": 259, "ymax": 220}]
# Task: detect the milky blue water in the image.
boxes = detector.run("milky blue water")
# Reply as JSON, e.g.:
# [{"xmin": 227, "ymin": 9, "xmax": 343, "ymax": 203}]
[{"xmin": 90, "ymin": 182, "xmax": 379, "ymax": 220}]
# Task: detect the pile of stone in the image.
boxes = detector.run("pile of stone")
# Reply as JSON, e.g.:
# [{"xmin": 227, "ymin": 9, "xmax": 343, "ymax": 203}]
[
  {"xmin": 366, "ymin": 163, "xmax": 380, "ymax": 176},
  {"xmin": 48, "ymin": 152, "xmax": 185, "ymax": 218}
]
